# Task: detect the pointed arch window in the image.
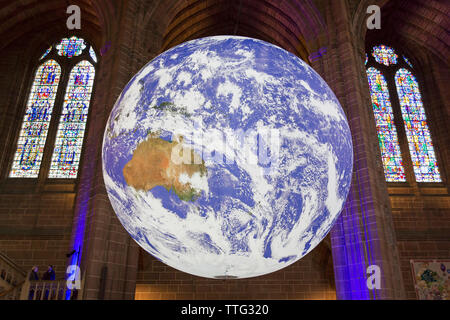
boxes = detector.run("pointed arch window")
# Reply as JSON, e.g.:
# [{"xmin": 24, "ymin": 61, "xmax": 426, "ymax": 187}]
[
  {"xmin": 395, "ymin": 69, "xmax": 440, "ymax": 182},
  {"xmin": 366, "ymin": 45, "xmax": 441, "ymax": 183},
  {"xmin": 9, "ymin": 36, "xmax": 98, "ymax": 179},
  {"xmin": 10, "ymin": 60, "xmax": 61, "ymax": 178},
  {"xmin": 366, "ymin": 67, "xmax": 406, "ymax": 182},
  {"xmin": 49, "ymin": 61, "xmax": 95, "ymax": 178}
]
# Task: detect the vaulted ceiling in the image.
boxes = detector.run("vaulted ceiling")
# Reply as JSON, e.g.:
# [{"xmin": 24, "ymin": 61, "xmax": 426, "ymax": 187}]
[
  {"xmin": 0, "ymin": 0, "xmax": 115, "ymax": 51},
  {"xmin": 153, "ymin": 0, "xmax": 449, "ymax": 63},
  {"xmin": 366, "ymin": 0, "xmax": 450, "ymax": 63},
  {"xmin": 0, "ymin": 0, "xmax": 448, "ymax": 63},
  {"xmin": 158, "ymin": 0, "xmax": 327, "ymax": 60}
]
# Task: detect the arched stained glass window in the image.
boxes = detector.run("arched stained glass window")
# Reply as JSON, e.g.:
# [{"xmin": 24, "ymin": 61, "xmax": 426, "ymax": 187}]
[
  {"xmin": 9, "ymin": 60, "xmax": 61, "ymax": 178},
  {"xmin": 9, "ymin": 36, "xmax": 97, "ymax": 180},
  {"xmin": 48, "ymin": 61, "xmax": 95, "ymax": 178},
  {"xmin": 395, "ymin": 69, "xmax": 441, "ymax": 182},
  {"xmin": 366, "ymin": 67, "xmax": 406, "ymax": 182},
  {"xmin": 367, "ymin": 44, "xmax": 442, "ymax": 183}
]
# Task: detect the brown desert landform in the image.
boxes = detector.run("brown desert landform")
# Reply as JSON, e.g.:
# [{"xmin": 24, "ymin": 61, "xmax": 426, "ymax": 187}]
[{"xmin": 123, "ymin": 133, "xmax": 207, "ymax": 201}]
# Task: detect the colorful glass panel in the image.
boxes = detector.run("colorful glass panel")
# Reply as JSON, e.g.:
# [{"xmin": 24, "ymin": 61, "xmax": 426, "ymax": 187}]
[
  {"xmin": 366, "ymin": 67, "xmax": 406, "ymax": 182},
  {"xmin": 48, "ymin": 61, "xmax": 95, "ymax": 178},
  {"xmin": 395, "ymin": 69, "xmax": 441, "ymax": 182},
  {"xmin": 40, "ymin": 46, "xmax": 52, "ymax": 60},
  {"xmin": 9, "ymin": 60, "xmax": 61, "ymax": 178},
  {"xmin": 372, "ymin": 45, "xmax": 398, "ymax": 66},
  {"xmin": 89, "ymin": 46, "xmax": 97, "ymax": 63},
  {"xmin": 403, "ymin": 55, "xmax": 413, "ymax": 68},
  {"xmin": 56, "ymin": 36, "xmax": 86, "ymax": 58}
]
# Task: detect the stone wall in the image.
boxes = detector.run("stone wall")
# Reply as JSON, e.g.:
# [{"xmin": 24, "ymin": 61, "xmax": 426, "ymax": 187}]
[{"xmin": 136, "ymin": 241, "xmax": 335, "ymax": 300}]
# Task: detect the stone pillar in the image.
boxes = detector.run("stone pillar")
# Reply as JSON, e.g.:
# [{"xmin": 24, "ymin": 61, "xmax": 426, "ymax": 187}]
[
  {"xmin": 310, "ymin": 1, "xmax": 406, "ymax": 299},
  {"xmin": 67, "ymin": 0, "xmax": 154, "ymax": 300},
  {"xmin": 422, "ymin": 54, "xmax": 450, "ymax": 183}
]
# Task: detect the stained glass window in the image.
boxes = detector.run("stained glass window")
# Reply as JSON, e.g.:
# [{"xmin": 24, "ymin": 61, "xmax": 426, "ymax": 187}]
[
  {"xmin": 56, "ymin": 36, "xmax": 86, "ymax": 58},
  {"xmin": 395, "ymin": 68, "xmax": 441, "ymax": 182},
  {"xmin": 9, "ymin": 60, "xmax": 61, "ymax": 178},
  {"xmin": 372, "ymin": 45, "xmax": 398, "ymax": 66},
  {"xmin": 40, "ymin": 46, "xmax": 52, "ymax": 60},
  {"xmin": 365, "ymin": 53, "xmax": 368, "ymax": 65},
  {"xmin": 366, "ymin": 67, "xmax": 406, "ymax": 182},
  {"xmin": 403, "ymin": 55, "xmax": 413, "ymax": 68},
  {"xmin": 89, "ymin": 46, "xmax": 97, "ymax": 63},
  {"xmin": 48, "ymin": 61, "xmax": 95, "ymax": 178}
]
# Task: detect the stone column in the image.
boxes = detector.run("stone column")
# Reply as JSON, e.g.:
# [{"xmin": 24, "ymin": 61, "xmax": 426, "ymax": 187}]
[
  {"xmin": 67, "ymin": 0, "xmax": 154, "ymax": 300},
  {"xmin": 310, "ymin": 0, "xmax": 405, "ymax": 299}
]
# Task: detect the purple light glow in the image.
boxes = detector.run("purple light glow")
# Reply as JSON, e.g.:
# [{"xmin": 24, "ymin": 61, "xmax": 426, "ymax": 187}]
[{"xmin": 331, "ymin": 136, "xmax": 381, "ymax": 299}]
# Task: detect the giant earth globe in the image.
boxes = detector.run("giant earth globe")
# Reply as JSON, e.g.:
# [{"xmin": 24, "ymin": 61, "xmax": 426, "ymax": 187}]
[{"xmin": 102, "ymin": 36, "xmax": 353, "ymax": 279}]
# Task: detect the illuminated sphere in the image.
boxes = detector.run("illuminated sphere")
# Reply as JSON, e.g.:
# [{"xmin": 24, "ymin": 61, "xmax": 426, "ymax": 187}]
[{"xmin": 102, "ymin": 36, "xmax": 353, "ymax": 279}]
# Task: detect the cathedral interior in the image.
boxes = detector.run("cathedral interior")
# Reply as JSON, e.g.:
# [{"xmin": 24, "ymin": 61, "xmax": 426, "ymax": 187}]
[{"xmin": 0, "ymin": 0, "xmax": 448, "ymax": 300}]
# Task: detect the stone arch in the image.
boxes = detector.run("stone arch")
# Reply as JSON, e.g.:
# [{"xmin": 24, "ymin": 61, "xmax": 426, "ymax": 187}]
[
  {"xmin": 362, "ymin": 0, "xmax": 449, "ymax": 65},
  {"xmin": 142, "ymin": 0, "xmax": 328, "ymax": 61},
  {"xmin": 0, "ymin": 0, "xmax": 113, "ymax": 52}
]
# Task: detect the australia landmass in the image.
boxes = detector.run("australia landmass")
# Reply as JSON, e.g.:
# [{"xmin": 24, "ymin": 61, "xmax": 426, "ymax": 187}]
[{"xmin": 123, "ymin": 132, "xmax": 207, "ymax": 202}]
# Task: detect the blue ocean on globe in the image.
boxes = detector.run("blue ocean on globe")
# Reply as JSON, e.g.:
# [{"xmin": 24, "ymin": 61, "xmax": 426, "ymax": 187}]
[{"xmin": 102, "ymin": 36, "xmax": 353, "ymax": 279}]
